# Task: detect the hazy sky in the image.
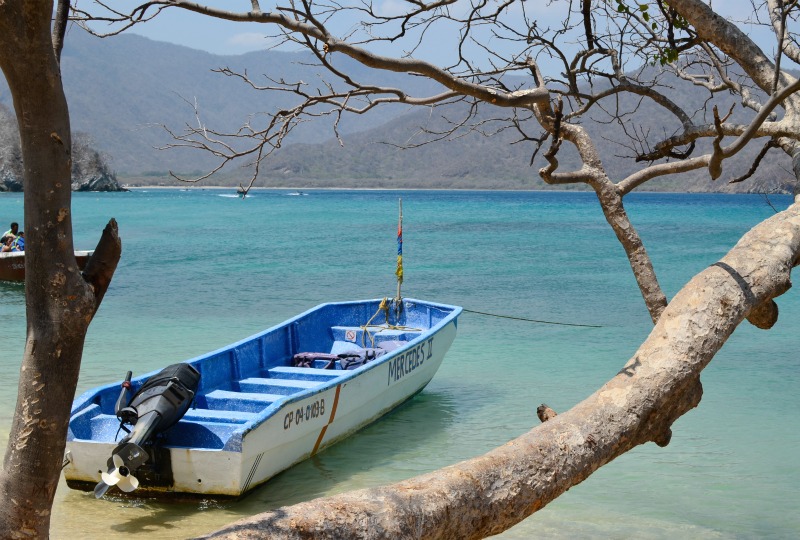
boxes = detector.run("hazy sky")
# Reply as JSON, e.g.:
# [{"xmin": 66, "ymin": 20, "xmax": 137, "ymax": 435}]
[
  {"xmin": 113, "ymin": 1, "xmax": 778, "ymax": 64},
  {"xmin": 103, "ymin": 3, "xmax": 282, "ymax": 56},
  {"xmin": 105, "ymin": 0, "xmax": 573, "ymax": 60}
]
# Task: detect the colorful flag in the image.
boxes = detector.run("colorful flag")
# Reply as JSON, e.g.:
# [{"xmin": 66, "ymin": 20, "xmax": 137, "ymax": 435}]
[{"xmin": 396, "ymin": 203, "xmax": 403, "ymax": 284}]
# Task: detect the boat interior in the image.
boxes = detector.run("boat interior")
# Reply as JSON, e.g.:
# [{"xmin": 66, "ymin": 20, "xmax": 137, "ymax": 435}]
[{"xmin": 69, "ymin": 300, "xmax": 453, "ymax": 451}]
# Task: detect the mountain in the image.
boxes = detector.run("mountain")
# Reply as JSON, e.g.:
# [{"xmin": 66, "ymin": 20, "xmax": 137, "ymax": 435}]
[
  {"xmin": 1, "ymin": 30, "xmax": 442, "ymax": 177},
  {"xmin": 255, "ymin": 88, "xmax": 794, "ymax": 193},
  {"xmin": 0, "ymin": 31, "xmax": 794, "ymax": 193}
]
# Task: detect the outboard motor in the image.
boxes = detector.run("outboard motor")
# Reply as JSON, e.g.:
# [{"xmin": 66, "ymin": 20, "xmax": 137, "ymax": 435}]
[{"xmin": 94, "ymin": 363, "xmax": 200, "ymax": 498}]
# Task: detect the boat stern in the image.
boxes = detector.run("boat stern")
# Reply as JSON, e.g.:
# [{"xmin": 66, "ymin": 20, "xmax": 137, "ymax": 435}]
[{"xmin": 64, "ymin": 440, "xmax": 246, "ymax": 498}]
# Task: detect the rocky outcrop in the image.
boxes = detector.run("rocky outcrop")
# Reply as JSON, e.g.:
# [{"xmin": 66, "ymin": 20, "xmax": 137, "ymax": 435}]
[
  {"xmin": 0, "ymin": 170, "xmax": 23, "ymax": 192},
  {"xmin": 70, "ymin": 140, "xmax": 127, "ymax": 192},
  {"xmin": 0, "ymin": 122, "xmax": 127, "ymax": 192},
  {"xmin": 71, "ymin": 170, "xmax": 127, "ymax": 192},
  {"xmin": 0, "ymin": 164, "xmax": 127, "ymax": 192}
]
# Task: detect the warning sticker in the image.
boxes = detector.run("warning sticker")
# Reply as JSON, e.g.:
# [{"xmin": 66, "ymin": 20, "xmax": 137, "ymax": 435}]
[{"xmin": 345, "ymin": 329, "xmax": 357, "ymax": 342}]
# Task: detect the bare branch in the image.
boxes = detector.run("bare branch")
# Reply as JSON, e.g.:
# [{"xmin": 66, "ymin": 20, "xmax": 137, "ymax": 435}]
[
  {"xmin": 729, "ymin": 139, "xmax": 780, "ymax": 184},
  {"xmin": 581, "ymin": 0, "xmax": 594, "ymax": 49}
]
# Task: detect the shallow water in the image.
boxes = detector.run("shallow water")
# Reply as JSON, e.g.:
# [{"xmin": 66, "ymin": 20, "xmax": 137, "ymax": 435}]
[{"xmin": 0, "ymin": 189, "xmax": 797, "ymax": 538}]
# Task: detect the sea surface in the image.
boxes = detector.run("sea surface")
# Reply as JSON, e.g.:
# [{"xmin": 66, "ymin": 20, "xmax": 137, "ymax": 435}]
[{"xmin": 0, "ymin": 188, "xmax": 797, "ymax": 539}]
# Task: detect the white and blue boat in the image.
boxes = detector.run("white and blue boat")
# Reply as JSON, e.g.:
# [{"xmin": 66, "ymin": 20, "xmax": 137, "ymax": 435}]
[{"xmin": 63, "ymin": 297, "xmax": 461, "ymax": 498}]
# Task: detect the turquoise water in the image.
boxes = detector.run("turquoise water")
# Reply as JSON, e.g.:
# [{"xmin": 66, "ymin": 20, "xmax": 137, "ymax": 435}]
[{"xmin": 0, "ymin": 188, "xmax": 797, "ymax": 539}]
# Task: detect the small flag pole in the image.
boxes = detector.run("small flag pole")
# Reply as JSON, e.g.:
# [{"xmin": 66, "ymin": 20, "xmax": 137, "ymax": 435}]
[{"xmin": 395, "ymin": 198, "xmax": 403, "ymax": 304}]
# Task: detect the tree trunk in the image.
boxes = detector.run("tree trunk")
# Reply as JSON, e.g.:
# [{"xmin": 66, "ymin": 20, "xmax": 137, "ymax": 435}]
[
  {"xmin": 197, "ymin": 198, "xmax": 800, "ymax": 539},
  {"xmin": 534, "ymin": 104, "xmax": 668, "ymax": 324},
  {"xmin": 0, "ymin": 1, "xmax": 121, "ymax": 537},
  {"xmin": 592, "ymin": 180, "xmax": 668, "ymax": 323}
]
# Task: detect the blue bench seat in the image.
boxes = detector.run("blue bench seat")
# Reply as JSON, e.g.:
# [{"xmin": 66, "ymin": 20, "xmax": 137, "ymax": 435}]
[
  {"xmin": 202, "ymin": 389, "xmax": 285, "ymax": 413},
  {"xmin": 238, "ymin": 377, "xmax": 322, "ymax": 395},
  {"xmin": 182, "ymin": 408, "xmax": 257, "ymax": 424},
  {"xmin": 267, "ymin": 366, "xmax": 341, "ymax": 382}
]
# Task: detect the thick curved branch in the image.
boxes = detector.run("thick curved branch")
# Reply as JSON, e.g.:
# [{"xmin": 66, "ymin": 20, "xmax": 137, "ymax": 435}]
[
  {"xmin": 81, "ymin": 218, "xmax": 122, "ymax": 312},
  {"xmin": 625, "ymin": 75, "xmax": 800, "ymax": 189},
  {"xmin": 713, "ymin": 77, "xmax": 800, "ymax": 162},
  {"xmin": 117, "ymin": 1, "xmax": 550, "ymax": 109},
  {"xmin": 52, "ymin": 0, "xmax": 70, "ymax": 63},
  {"xmin": 642, "ymin": 75, "xmax": 800, "ymax": 165},
  {"xmin": 669, "ymin": 0, "xmax": 797, "ymax": 100},
  {"xmin": 768, "ymin": 0, "xmax": 800, "ymax": 66},
  {"xmin": 198, "ymin": 199, "xmax": 800, "ymax": 540},
  {"xmin": 619, "ymin": 155, "xmax": 711, "ymax": 194},
  {"xmin": 595, "ymin": 184, "xmax": 669, "ymax": 324},
  {"xmin": 534, "ymin": 99, "xmax": 668, "ymax": 322}
]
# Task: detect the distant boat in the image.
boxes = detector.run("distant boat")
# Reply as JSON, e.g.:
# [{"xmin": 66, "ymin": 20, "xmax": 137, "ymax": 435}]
[
  {"xmin": 286, "ymin": 191, "xmax": 308, "ymax": 196},
  {"xmin": 63, "ymin": 297, "xmax": 462, "ymax": 498},
  {"xmin": 0, "ymin": 250, "xmax": 93, "ymax": 282}
]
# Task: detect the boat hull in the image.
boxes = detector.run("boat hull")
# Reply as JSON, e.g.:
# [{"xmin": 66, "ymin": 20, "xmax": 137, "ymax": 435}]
[
  {"xmin": 64, "ymin": 298, "xmax": 461, "ymax": 498},
  {"xmin": 0, "ymin": 250, "xmax": 93, "ymax": 282}
]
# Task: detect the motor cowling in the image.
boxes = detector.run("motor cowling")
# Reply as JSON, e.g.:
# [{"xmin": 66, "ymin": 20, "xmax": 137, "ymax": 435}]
[{"xmin": 94, "ymin": 363, "xmax": 200, "ymax": 498}]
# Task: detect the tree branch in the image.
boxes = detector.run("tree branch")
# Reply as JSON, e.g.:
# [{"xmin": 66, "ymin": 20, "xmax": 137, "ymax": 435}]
[
  {"xmin": 198, "ymin": 199, "xmax": 800, "ymax": 539},
  {"xmin": 81, "ymin": 218, "xmax": 122, "ymax": 312},
  {"xmin": 52, "ymin": 0, "xmax": 70, "ymax": 63}
]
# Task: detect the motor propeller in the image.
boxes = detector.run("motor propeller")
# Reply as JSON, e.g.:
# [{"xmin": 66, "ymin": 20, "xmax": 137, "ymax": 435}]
[{"xmin": 95, "ymin": 454, "xmax": 140, "ymax": 498}]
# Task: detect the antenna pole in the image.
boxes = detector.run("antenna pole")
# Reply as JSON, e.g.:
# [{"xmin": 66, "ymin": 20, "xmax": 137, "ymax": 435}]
[{"xmin": 395, "ymin": 198, "xmax": 403, "ymax": 303}]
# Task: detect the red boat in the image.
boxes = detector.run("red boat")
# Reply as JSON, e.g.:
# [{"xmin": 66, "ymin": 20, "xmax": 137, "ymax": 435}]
[{"xmin": 0, "ymin": 250, "xmax": 93, "ymax": 282}]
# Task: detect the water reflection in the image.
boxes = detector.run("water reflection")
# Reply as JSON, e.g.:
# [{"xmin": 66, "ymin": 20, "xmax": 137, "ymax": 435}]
[{"xmin": 241, "ymin": 390, "xmax": 459, "ymax": 510}]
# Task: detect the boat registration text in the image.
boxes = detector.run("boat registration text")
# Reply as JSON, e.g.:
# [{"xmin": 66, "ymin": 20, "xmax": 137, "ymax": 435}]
[
  {"xmin": 388, "ymin": 338, "xmax": 434, "ymax": 385},
  {"xmin": 283, "ymin": 399, "xmax": 326, "ymax": 430}
]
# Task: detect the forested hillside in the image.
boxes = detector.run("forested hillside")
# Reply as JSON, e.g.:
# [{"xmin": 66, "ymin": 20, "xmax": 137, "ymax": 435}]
[{"xmin": 0, "ymin": 30, "xmax": 793, "ymax": 193}]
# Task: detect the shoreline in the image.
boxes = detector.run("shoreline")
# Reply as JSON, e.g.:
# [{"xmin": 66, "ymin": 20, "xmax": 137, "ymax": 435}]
[{"xmin": 121, "ymin": 185, "xmax": 794, "ymax": 196}]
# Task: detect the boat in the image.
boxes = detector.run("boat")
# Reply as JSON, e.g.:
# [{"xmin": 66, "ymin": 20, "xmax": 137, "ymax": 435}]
[
  {"xmin": 0, "ymin": 250, "xmax": 93, "ymax": 282},
  {"xmin": 63, "ymin": 297, "xmax": 462, "ymax": 498}
]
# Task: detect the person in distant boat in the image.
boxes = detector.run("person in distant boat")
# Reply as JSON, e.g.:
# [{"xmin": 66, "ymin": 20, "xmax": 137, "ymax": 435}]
[
  {"xmin": 0, "ymin": 235, "xmax": 14, "ymax": 252},
  {"xmin": 3, "ymin": 222, "xmax": 19, "ymax": 239},
  {"xmin": 12, "ymin": 231, "xmax": 24, "ymax": 251}
]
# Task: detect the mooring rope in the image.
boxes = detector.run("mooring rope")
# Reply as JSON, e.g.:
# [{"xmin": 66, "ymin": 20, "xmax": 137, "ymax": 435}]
[
  {"xmin": 463, "ymin": 308, "xmax": 604, "ymax": 328},
  {"xmin": 360, "ymin": 297, "xmax": 422, "ymax": 347}
]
